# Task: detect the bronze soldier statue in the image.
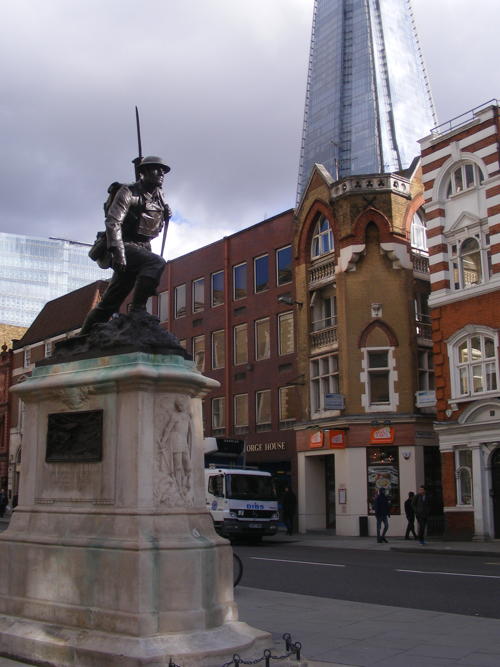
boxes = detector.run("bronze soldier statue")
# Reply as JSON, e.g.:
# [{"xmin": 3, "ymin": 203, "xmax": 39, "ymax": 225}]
[{"xmin": 81, "ymin": 156, "xmax": 171, "ymax": 335}]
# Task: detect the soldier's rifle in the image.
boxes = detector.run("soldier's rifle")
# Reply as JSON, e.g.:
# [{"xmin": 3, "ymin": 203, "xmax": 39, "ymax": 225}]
[{"xmin": 132, "ymin": 107, "xmax": 170, "ymax": 258}]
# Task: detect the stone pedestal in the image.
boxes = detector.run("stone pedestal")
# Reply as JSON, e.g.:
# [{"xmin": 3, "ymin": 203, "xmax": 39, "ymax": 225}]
[{"xmin": 0, "ymin": 351, "xmax": 269, "ymax": 665}]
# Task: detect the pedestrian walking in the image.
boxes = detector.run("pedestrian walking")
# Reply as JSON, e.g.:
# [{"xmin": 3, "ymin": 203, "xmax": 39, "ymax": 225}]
[
  {"xmin": 404, "ymin": 491, "xmax": 417, "ymax": 540},
  {"xmin": 0, "ymin": 489, "xmax": 6, "ymax": 518},
  {"xmin": 412, "ymin": 485, "xmax": 431, "ymax": 545},
  {"xmin": 373, "ymin": 487, "xmax": 390, "ymax": 543},
  {"xmin": 281, "ymin": 486, "xmax": 297, "ymax": 536}
]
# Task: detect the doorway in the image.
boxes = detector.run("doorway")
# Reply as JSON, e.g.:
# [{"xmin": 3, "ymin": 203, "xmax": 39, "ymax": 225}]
[
  {"xmin": 325, "ymin": 454, "xmax": 336, "ymax": 530},
  {"xmin": 492, "ymin": 448, "xmax": 500, "ymax": 538}
]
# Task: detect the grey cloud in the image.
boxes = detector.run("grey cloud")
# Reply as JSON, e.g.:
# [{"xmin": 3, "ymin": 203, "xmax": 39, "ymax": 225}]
[{"xmin": 0, "ymin": 0, "xmax": 497, "ymax": 252}]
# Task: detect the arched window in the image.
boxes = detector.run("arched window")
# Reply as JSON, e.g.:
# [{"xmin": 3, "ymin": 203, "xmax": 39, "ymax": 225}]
[
  {"xmin": 450, "ymin": 236, "xmax": 485, "ymax": 289},
  {"xmin": 311, "ymin": 216, "xmax": 334, "ymax": 259},
  {"xmin": 410, "ymin": 212, "xmax": 428, "ymax": 254},
  {"xmin": 455, "ymin": 449, "xmax": 473, "ymax": 506},
  {"xmin": 445, "ymin": 162, "xmax": 484, "ymax": 198},
  {"xmin": 453, "ymin": 332, "xmax": 498, "ymax": 397}
]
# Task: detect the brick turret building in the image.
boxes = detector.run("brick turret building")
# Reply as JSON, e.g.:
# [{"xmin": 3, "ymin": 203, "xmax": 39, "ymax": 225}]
[{"xmin": 293, "ymin": 162, "xmax": 441, "ymax": 536}]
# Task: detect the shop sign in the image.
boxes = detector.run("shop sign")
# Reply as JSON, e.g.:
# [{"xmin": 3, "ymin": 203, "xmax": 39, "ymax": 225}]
[
  {"xmin": 245, "ymin": 441, "xmax": 287, "ymax": 453},
  {"xmin": 370, "ymin": 426, "xmax": 394, "ymax": 444},
  {"xmin": 309, "ymin": 430, "xmax": 324, "ymax": 448},
  {"xmin": 325, "ymin": 393, "xmax": 345, "ymax": 410},
  {"xmin": 415, "ymin": 390, "xmax": 436, "ymax": 407},
  {"xmin": 328, "ymin": 430, "xmax": 346, "ymax": 449}
]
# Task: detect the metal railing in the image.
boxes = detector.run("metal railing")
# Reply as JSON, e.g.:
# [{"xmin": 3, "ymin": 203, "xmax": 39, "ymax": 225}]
[
  {"xmin": 411, "ymin": 251, "xmax": 429, "ymax": 275},
  {"xmin": 167, "ymin": 633, "xmax": 303, "ymax": 667},
  {"xmin": 430, "ymin": 99, "xmax": 499, "ymax": 136},
  {"xmin": 416, "ymin": 316, "xmax": 432, "ymax": 340}
]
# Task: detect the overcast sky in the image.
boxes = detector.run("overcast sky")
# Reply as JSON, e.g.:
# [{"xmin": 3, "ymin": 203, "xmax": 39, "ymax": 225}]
[{"xmin": 0, "ymin": 0, "xmax": 497, "ymax": 260}]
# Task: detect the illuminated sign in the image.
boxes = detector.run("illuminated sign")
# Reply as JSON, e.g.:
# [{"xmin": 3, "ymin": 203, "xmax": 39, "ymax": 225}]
[
  {"xmin": 369, "ymin": 426, "xmax": 394, "ymax": 444},
  {"xmin": 309, "ymin": 431, "xmax": 324, "ymax": 448},
  {"xmin": 328, "ymin": 430, "xmax": 346, "ymax": 449}
]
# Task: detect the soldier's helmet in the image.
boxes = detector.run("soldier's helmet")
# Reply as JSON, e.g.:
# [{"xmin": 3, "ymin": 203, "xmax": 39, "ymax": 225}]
[{"xmin": 138, "ymin": 156, "xmax": 171, "ymax": 173}]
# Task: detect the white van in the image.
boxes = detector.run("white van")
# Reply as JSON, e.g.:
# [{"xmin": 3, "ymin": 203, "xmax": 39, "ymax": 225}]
[{"xmin": 205, "ymin": 466, "xmax": 279, "ymax": 540}]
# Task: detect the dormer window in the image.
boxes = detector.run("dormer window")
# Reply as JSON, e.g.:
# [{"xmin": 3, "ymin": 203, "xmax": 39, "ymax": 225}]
[
  {"xmin": 446, "ymin": 162, "xmax": 484, "ymax": 198},
  {"xmin": 311, "ymin": 216, "xmax": 334, "ymax": 259}
]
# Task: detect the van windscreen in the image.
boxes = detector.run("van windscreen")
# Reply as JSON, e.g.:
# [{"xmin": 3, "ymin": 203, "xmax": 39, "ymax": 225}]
[{"xmin": 226, "ymin": 474, "xmax": 277, "ymax": 501}]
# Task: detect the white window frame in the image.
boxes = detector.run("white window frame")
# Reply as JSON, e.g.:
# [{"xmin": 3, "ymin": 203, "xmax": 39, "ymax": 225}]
[
  {"xmin": 417, "ymin": 348, "xmax": 434, "ymax": 392},
  {"xmin": 311, "ymin": 215, "xmax": 334, "ymax": 259},
  {"xmin": 448, "ymin": 226, "xmax": 490, "ymax": 291},
  {"xmin": 310, "ymin": 293, "xmax": 336, "ymax": 332},
  {"xmin": 447, "ymin": 326, "xmax": 499, "ymax": 400},
  {"xmin": 23, "ymin": 347, "xmax": 31, "ymax": 368},
  {"xmin": 44, "ymin": 340, "xmax": 53, "ymax": 358},
  {"xmin": 310, "ymin": 353, "xmax": 339, "ymax": 416},
  {"xmin": 410, "ymin": 212, "xmax": 428, "ymax": 254},
  {"xmin": 445, "ymin": 162, "xmax": 484, "ymax": 198},
  {"xmin": 361, "ymin": 347, "xmax": 398, "ymax": 412}
]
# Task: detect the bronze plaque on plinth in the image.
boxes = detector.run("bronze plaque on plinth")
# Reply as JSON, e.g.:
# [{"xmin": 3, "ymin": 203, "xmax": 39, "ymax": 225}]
[{"xmin": 46, "ymin": 410, "xmax": 103, "ymax": 463}]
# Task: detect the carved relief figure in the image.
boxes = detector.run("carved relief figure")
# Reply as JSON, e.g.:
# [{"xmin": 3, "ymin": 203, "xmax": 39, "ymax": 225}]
[{"xmin": 155, "ymin": 396, "xmax": 193, "ymax": 506}]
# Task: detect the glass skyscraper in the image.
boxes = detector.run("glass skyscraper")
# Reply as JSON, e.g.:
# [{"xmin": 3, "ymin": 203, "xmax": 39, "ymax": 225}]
[
  {"xmin": 0, "ymin": 233, "xmax": 112, "ymax": 327},
  {"xmin": 297, "ymin": 0, "xmax": 437, "ymax": 201}
]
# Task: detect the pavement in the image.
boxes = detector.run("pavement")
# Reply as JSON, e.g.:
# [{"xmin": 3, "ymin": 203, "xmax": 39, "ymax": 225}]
[
  {"xmin": 235, "ymin": 531, "xmax": 500, "ymax": 666},
  {"xmin": 0, "ymin": 521, "xmax": 499, "ymax": 666}
]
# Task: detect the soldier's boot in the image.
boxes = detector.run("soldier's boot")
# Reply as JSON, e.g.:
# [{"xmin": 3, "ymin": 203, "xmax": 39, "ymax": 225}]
[
  {"xmin": 130, "ymin": 277, "xmax": 158, "ymax": 313},
  {"xmin": 80, "ymin": 308, "xmax": 112, "ymax": 336}
]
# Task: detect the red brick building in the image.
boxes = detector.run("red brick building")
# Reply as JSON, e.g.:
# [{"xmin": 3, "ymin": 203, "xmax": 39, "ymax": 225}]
[
  {"xmin": 135, "ymin": 210, "xmax": 299, "ymax": 492},
  {"xmin": 420, "ymin": 100, "xmax": 500, "ymax": 539}
]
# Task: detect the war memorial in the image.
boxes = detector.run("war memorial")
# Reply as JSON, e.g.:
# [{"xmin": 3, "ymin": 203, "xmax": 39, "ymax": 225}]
[{"xmin": 0, "ymin": 157, "xmax": 274, "ymax": 666}]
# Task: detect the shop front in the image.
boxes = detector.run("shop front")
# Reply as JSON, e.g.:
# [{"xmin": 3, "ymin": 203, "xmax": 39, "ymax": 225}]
[{"xmin": 296, "ymin": 423, "xmax": 441, "ymax": 537}]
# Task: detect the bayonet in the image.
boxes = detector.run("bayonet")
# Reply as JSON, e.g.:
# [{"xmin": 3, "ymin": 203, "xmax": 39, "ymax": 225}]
[{"xmin": 132, "ymin": 106, "xmax": 143, "ymax": 179}]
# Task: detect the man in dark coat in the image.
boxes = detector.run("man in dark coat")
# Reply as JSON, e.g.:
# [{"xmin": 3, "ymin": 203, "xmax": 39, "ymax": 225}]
[
  {"xmin": 404, "ymin": 491, "xmax": 417, "ymax": 540},
  {"xmin": 412, "ymin": 485, "xmax": 431, "ymax": 545},
  {"xmin": 373, "ymin": 487, "xmax": 390, "ymax": 543},
  {"xmin": 81, "ymin": 156, "xmax": 171, "ymax": 334},
  {"xmin": 281, "ymin": 486, "xmax": 297, "ymax": 536}
]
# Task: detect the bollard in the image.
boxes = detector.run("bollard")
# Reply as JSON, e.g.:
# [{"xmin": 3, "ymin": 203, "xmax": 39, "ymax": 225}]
[
  {"xmin": 294, "ymin": 641, "xmax": 302, "ymax": 661},
  {"xmin": 264, "ymin": 648, "xmax": 272, "ymax": 667},
  {"xmin": 233, "ymin": 653, "xmax": 241, "ymax": 666},
  {"xmin": 282, "ymin": 632, "xmax": 292, "ymax": 652}
]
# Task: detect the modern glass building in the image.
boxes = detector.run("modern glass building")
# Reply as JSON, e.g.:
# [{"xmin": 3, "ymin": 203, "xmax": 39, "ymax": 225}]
[
  {"xmin": 297, "ymin": 0, "xmax": 437, "ymax": 202},
  {"xmin": 0, "ymin": 233, "xmax": 112, "ymax": 327}
]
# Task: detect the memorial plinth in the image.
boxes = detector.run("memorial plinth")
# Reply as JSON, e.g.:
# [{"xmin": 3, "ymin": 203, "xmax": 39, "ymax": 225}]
[{"xmin": 0, "ymin": 338, "xmax": 269, "ymax": 666}]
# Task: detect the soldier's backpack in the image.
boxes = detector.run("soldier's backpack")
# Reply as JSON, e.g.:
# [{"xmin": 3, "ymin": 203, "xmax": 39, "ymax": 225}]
[{"xmin": 88, "ymin": 182, "xmax": 124, "ymax": 269}]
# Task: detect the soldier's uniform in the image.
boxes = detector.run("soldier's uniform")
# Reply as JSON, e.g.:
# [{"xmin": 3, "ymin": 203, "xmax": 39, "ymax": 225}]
[{"xmin": 81, "ymin": 156, "xmax": 170, "ymax": 334}]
